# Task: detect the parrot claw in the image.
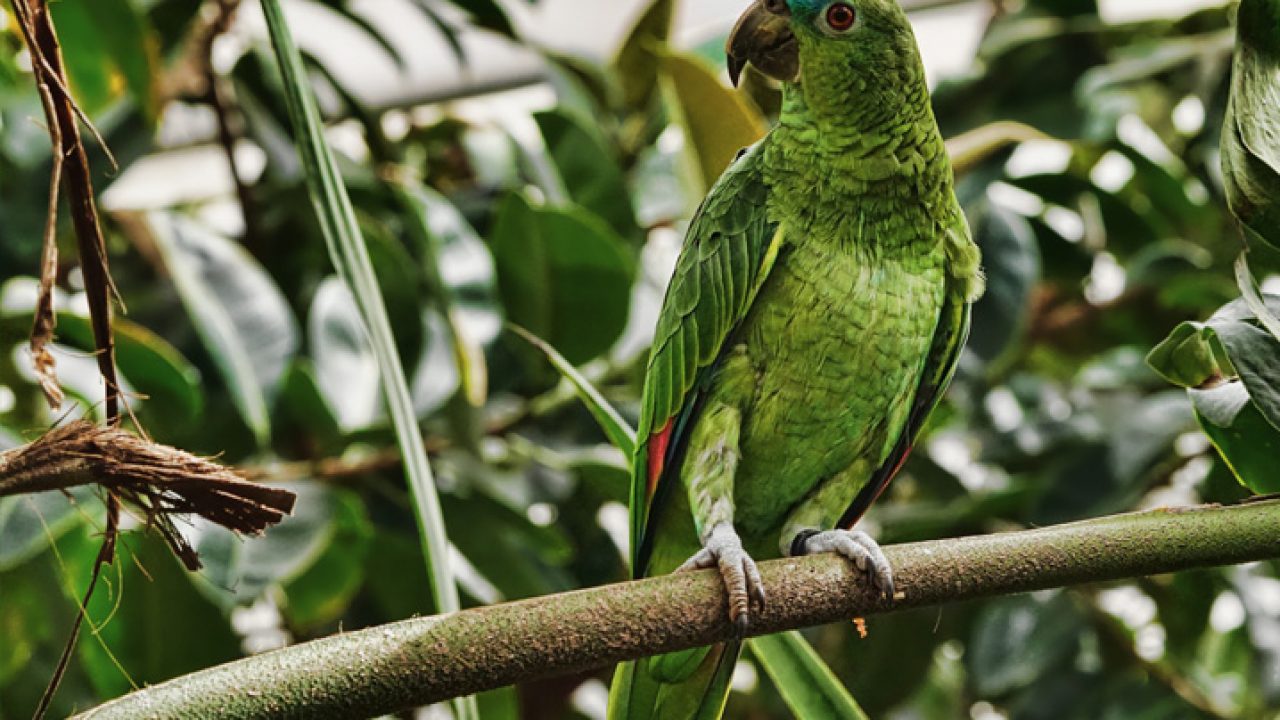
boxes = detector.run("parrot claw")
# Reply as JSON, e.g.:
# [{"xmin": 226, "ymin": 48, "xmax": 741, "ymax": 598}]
[
  {"xmin": 677, "ymin": 522, "xmax": 766, "ymax": 635},
  {"xmin": 794, "ymin": 529, "xmax": 895, "ymax": 599}
]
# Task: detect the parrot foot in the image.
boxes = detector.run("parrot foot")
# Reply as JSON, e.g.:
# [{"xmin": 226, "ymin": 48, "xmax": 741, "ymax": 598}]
[
  {"xmin": 792, "ymin": 529, "xmax": 895, "ymax": 599},
  {"xmin": 677, "ymin": 522, "xmax": 766, "ymax": 635}
]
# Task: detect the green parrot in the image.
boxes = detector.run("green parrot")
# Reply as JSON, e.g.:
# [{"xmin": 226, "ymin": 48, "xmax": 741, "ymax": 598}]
[{"xmin": 607, "ymin": 0, "xmax": 984, "ymax": 718}]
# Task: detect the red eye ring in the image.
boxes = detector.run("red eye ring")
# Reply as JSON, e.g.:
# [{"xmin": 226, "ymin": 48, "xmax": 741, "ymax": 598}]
[{"xmin": 826, "ymin": 3, "xmax": 856, "ymax": 31}]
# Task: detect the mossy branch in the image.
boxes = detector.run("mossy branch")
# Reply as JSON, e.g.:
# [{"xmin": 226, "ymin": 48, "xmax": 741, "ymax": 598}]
[{"xmin": 75, "ymin": 499, "xmax": 1280, "ymax": 720}]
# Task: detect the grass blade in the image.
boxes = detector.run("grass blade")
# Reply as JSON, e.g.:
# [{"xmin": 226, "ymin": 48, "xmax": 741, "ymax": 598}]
[
  {"xmin": 749, "ymin": 631, "xmax": 870, "ymax": 720},
  {"xmin": 510, "ymin": 324, "xmax": 636, "ymax": 456},
  {"xmin": 256, "ymin": 2, "xmax": 476, "ymax": 718}
]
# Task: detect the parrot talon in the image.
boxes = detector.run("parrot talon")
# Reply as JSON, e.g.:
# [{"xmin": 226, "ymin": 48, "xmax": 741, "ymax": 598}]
[
  {"xmin": 678, "ymin": 523, "xmax": 766, "ymax": 634},
  {"xmin": 794, "ymin": 529, "xmax": 895, "ymax": 599}
]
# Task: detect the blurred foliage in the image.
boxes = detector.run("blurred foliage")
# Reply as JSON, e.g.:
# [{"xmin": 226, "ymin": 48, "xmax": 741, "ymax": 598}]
[{"xmin": 1, "ymin": 0, "xmax": 1280, "ymax": 718}]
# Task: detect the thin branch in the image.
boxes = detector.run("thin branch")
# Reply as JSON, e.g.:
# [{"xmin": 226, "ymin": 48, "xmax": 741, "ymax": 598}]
[{"xmin": 74, "ymin": 499, "xmax": 1280, "ymax": 720}]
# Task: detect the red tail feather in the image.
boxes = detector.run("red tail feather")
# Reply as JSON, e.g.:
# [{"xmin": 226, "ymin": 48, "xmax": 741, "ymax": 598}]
[{"xmin": 647, "ymin": 419, "xmax": 674, "ymax": 499}]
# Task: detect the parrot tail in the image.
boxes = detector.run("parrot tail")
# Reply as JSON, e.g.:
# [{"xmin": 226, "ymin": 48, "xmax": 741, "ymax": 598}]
[{"xmin": 607, "ymin": 639, "xmax": 742, "ymax": 720}]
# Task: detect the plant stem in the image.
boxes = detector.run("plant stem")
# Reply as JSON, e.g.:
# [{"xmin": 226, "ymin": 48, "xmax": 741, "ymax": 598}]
[{"xmin": 75, "ymin": 499, "xmax": 1280, "ymax": 720}]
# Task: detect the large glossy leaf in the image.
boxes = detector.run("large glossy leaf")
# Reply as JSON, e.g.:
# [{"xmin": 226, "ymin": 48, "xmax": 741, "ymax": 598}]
[
  {"xmin": 410, "ymin": 309, "xmax": 463, "ymax": 417},
  {"xmin": 396, "ymin": 184, "xmax": 501, "ymax": 347},
  {"xmin": 0, "ymin": 488, "xmax": 90, "ymax": 572},
  {"xmin": 148, "ymin": 213, "xmax": 299, "ymax": 447},
  {"xmin": 967, "ymin": 593, "xmax": 1085, "ymax": 697},
  {"xmin": 0, "ymin": 311, "xmax": 202, "ymax": 425},
  {"xmin": 613, "ymin": 0, "xmax": 675, "ymax": 111},
  {"xmin": 535, "ymin": 109, "xmax": 640, "ymax": 241},
  {"xmin": 1222, "ymin": 0, "xmax": 1280, "ymax": 252},
  {"xmin": 49, "ymin": 0, "xmax": 159, "ymax": 119},
  {"xmin": 279, "ymin": 487, "xmax": 373, "ymax": 629},
  {"xmin": 966, "ymin": 201, "xmax": 1042, "ymax": 366},
  {"xmin": 749, "ymin": 631, "xmax": 870, "ymax": 720},
  {"xmin": 1191, "ymin": 383, "xmax": 1280, "ymax": 494},
  {"xmin": 659, "ymin": 51, "xmax": 768, "ymax": 193},
  {"xmin": 309, "ymin": 276, "xmax": 381, "ymax": 432},
  {"xmin": 193, "ymin": 482, "xmax": 356, "ymax": 608},
  {"xmin": 393, "ymin": 181, "xmax": 498, "ymax": 409},
  {"xmin": 489, "ymin": 192, "xmax": 634, "ymax": 364}
]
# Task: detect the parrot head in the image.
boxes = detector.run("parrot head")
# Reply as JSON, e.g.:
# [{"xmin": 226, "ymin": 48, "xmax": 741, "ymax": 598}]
[{"xmin": 726, "ymin": 0, "xmax": 916, "ymax": 88}]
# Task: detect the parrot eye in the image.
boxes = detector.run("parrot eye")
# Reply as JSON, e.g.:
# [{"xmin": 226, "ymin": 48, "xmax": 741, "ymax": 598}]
[{"xmin": 824, "ymin": 2, "xmax": 856, "ymax": 32}]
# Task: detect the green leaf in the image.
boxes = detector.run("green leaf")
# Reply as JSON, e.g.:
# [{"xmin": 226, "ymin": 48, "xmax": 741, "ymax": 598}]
[
  {"xmin": 1222, "ymin": 0, "xmax": 1280, "ymax": 252},
  {"xmin": 391, "ymin": 180, "xmax": 498, "ymax": 408},
  {"xmin": 309, "ymin": 286, "xmax": 462, "ymax": 432},
  {"xmin": 967, "ymin": 593, "xmax": 1084, "ymax": 697},
  {"xmin": 0, "ymin": 489, "xmax": 89, "ymax": 572},
  {"xmin": 490, "ymin": 192, "xmax": 634, "ymax": 364},
  {"xmin": 1212, "ymin": 320, "xmax": 1280, "ymax": 432},
  {"xmin": 535, "ymin": 109, "xmax": 640, "ymax": 241},
  {"xmin": 476, "ymin": 687, "xmax": 519, "ymax": 720},
  {"xmin": 394, "ymin": 183, "xmax": 501, "ymax": 347},
  {"xmin": 148, "ymin": 212, "xmax": 299, "ymax": 447},
  {"xmin": 308, "ymin": 276, "xmax": 382, "ymax": 432},
  {"xmin": 280, "ymin": 487, "xmax": 373, "ymax": 629},
  {"xmin": 49, "ymin": 0, "xmax": 160, "ymax": 119},
  {"xmin": 612, "ymin": 0, "xmax": 675, "ymax": 111},
  {"xmin": 410, "ymin": 309, "xmax": 463, "ymax": 417},
  {"xmin": 73, "ymin": 529, "xmax": 242, "ymax": 699},
  {"xmin": 442, "ymin": 491, "xmax": 574, "ymax": 601},
  {"xmin": 273, "ymin": 359, "xmax": 343, "ymax": 450},
  {"xmin": 966, "ymin": 202, "xmax": 1042, "ymax": 366},
  {"xmin": 659, "ymin": 51, "xmax": 768, "ymax": 193},
  {"xmin": 0, "ymin": 311, "xmax": 202, "ymax": 426},
  {"xmin": 1235, "ymin": 252, "xmax": 1280, "ymax": 343},
  {"xmin": 1192, "ymin": 383, "xmax": 1280, "ymax": 494},
  {"xmin": 509, "ymin": 324, "xmax": 636, "ymax": 456},
  {"xmin": 1145, "ymin": 321, "xmax": 1226, "ymax": 389},
  {"xmin": 0, "ymin": 523, "xmax": 103, "ymax": 713},
  {"xmin": 750, "ymin": 631, "xmax": 871, "ymax": 720},
  {"xmin": 1148, "ymin": 289, "xmax": 1280, "ymax": 492},
  {"xmin": 82, "ymin": 0, "xmax": 160, "ymax": 120},
  {"xmin": 193, "ymin": 482, "xmax": 353, "ymax": 608},
  {"xmin": 258, "ymin": 2, "xmax": 473, "ymax": 715}
]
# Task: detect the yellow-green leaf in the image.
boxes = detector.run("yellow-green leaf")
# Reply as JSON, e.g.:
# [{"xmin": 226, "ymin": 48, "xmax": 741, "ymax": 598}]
[
  {"xmin": 660, "ymin": 51, "xmax": 768, "ymax": 193},
  {"xmin": 613, "ymin": 0, "xmax": 675, "ymax": 111}
]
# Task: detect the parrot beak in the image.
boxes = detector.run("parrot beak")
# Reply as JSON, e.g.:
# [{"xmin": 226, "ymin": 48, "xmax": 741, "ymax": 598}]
[{"xmin": 726, "ymin": 0, "xmax": 798, "ymax": 87}]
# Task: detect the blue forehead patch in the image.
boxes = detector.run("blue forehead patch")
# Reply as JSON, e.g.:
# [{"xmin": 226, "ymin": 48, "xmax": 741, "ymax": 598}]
[{"xmin": 786, "ymin": 0, "xmax": 826, "ymax": 20}]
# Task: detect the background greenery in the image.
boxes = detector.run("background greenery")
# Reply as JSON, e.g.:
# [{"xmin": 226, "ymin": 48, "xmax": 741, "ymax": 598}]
[{"xmin": 2, "ymin": 0, "xmax": 1280, "ymax": 718}]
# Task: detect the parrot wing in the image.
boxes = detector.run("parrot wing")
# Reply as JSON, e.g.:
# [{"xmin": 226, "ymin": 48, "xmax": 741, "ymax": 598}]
[
  {"xmin": 631, "ymin": 142, "xmax": 782, "ymax": 574},
  {"xmin": 838, "ymin": 212, "xmax": 977, "ymax": 530}
]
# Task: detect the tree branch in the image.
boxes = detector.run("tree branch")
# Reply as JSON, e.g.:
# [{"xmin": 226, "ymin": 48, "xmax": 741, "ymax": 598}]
[{"xmin": 75, "ymin": 499, "xmax": 1280, "ymax": 719}]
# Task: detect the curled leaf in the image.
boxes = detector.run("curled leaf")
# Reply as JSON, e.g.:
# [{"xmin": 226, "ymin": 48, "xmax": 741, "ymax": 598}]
[{"xmin": 1221, "ymin": 0, "xmax": 1280, "ymax": 252}]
